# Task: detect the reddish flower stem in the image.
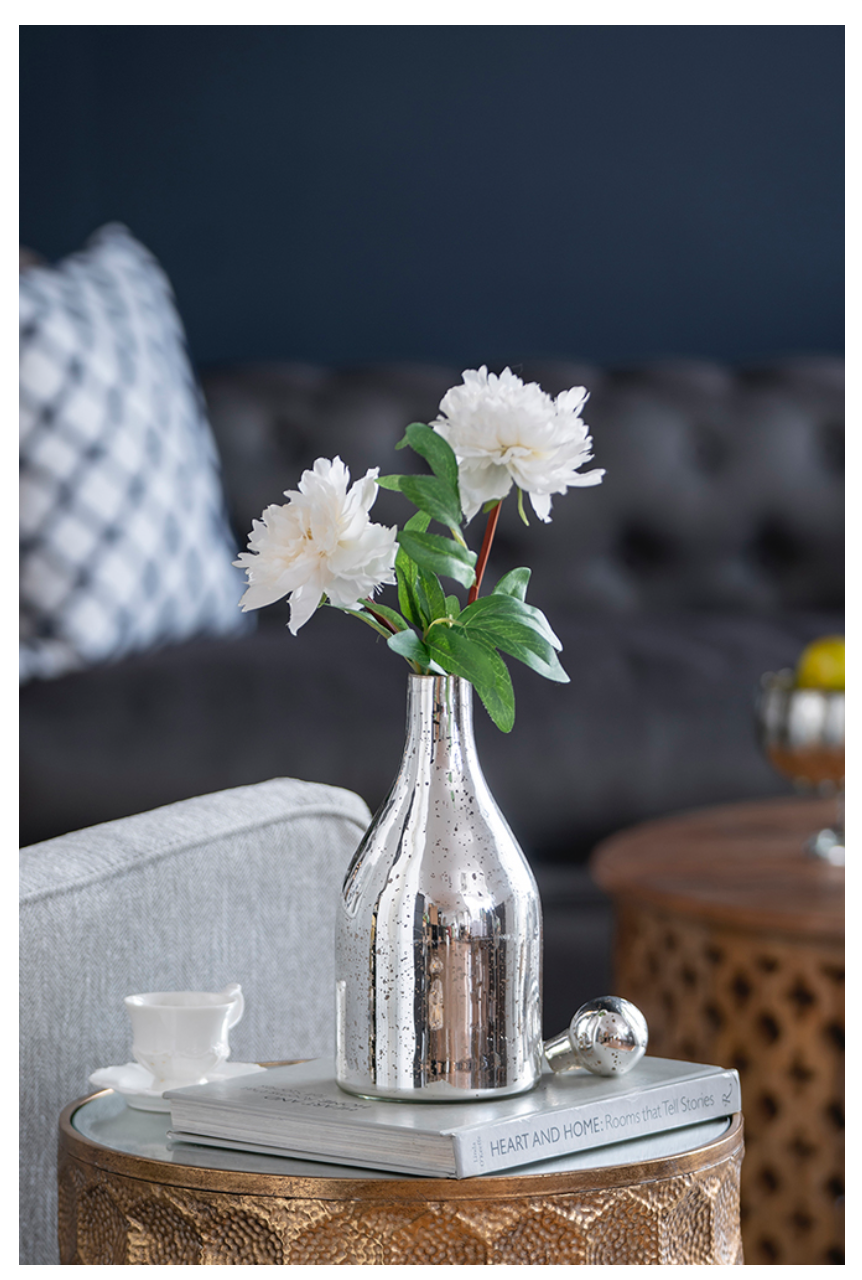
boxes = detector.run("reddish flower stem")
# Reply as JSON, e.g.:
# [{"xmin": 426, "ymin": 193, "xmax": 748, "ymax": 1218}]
[{"xmin": 468, "ymin": 501, "xmax": 502, "ymax": 604}]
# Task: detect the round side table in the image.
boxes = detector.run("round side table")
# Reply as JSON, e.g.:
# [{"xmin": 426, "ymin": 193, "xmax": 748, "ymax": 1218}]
[
  {"xmin": 591, "ymin": 795, "xmax": 844, "ymax": 1267},
  {"xmin": 58, "ymin": 1088, "xmax": 743, "ymax": 1265}
]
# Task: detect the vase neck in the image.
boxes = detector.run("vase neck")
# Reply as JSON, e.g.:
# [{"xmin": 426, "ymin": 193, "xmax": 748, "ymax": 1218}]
[{"xmin": 402, "ymin": 675, "xmax": 479, "ymax": 785}]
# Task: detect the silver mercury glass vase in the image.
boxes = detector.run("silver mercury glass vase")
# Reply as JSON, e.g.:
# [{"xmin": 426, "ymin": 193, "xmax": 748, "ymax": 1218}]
[{"xmin": 335, "ymin": 674, "xmax": 543, "ymax": 1101}]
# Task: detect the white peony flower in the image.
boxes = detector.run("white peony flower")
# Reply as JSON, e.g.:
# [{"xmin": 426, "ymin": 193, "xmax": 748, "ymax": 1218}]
[
  {"xmin": 431, "ymin": 366, "xmax": 604, "ymax": 523},
  {"xmin": 234, "ymin": 457, "xmax": 398, "ymax": 634}
]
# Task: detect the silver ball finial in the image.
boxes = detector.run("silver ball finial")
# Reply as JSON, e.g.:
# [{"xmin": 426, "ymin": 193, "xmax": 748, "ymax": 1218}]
[{"xmin": 543, "ymin": 995, "xmax": 649, "ymax": 1077}]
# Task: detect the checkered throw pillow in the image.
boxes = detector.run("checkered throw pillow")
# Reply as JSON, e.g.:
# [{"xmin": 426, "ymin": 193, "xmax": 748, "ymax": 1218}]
[{"xmin": 20, "ymin": 224, "xmax": 248, "ymax": 682}]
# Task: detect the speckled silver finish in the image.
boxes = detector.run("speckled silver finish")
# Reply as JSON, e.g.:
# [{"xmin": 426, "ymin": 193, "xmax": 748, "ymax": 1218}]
[
  {"xmin": 335, "ymin": 675, "xmax": 543, "ymax": 1101},
  {"xmin": 544, "ymin": 996, "xmax": 649, "ymax": 1077}
]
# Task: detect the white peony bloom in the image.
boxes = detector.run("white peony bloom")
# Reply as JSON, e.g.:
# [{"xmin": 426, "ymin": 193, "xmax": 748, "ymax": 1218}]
[
  {"xmin": 431, "ymin": 366, "xmax": 604, "ymax": 522},
  {"xmin": 234, "ymin": 457, "xmax": 398, "ymax": 634}
]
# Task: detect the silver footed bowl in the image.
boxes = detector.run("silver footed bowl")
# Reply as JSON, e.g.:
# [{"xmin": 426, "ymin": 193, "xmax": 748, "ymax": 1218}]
[{"xmin": 755, "ymin": 669, "xmax": 844, "ymax": 865}]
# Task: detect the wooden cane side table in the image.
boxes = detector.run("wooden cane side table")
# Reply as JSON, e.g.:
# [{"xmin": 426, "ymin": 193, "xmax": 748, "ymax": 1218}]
[
  {"xmin": 58, "ymin": 1087, "xmax": 743, "ymax": 1264},
  {"xmin": 591, "ymin": 795, "xmax": 844, "ymax": 1267}
]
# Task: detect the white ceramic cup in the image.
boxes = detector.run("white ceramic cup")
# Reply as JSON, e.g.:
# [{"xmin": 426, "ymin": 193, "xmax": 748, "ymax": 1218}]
[{"xmin": 124, "ymin": 984, "xmax": 244, "ymax": 1090}]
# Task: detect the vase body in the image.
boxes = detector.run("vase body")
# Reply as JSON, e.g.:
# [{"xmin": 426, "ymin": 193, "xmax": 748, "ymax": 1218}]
[{"xmin": 335, "ymin": 674, "xmax": 543, "ymax": 1101}]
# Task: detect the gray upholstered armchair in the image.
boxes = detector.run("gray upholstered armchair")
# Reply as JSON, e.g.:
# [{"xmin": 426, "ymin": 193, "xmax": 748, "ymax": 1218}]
[{"xmin": 18, "ymin": 778, "xmax": 371, "ymax": 1265}]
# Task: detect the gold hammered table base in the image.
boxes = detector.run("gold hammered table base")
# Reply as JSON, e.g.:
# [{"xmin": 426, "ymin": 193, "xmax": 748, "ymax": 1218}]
[{"xmin": 58, "ymin": 1095, "xmax": 744, "ymax": 1265}]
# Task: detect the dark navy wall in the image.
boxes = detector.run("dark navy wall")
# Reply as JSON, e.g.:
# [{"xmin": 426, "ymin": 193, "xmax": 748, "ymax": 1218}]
[{"xmin": 20, "ymin": 25, "xmax": 844, "ymax": 368}]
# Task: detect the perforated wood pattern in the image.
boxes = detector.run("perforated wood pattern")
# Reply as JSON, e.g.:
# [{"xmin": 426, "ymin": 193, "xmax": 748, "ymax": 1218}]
[
  {"xmin": 593, "ymin": 797, "xmax": 844, "ymax": 1266},
  {"xmin": 57, "ymin": 1125, "xmax": 744, "ymax": 1265}
]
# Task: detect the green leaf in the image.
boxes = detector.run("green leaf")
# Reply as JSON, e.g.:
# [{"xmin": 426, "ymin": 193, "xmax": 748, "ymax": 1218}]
[
  {"xmin": 378, "ymin": 474, "xmax": 462, "ymax": 530},
  {"xmin": 387, "ymin": 629, "xmax": 433, "ymax": 669},
  {"xmin": 460, "ymin": 593, "xmax": 562, "ymax": 651},
  {"xmin": 506, "ymin": 635, "xmax": 568, "ymax": 683},
  {"xmin": 517, "ymin": 602, "xmax": 563, "ymax": 651},
  {"xmin": 338, "ymin": 607, "xmax": 394, "ymax": 640},
  {"xmin": 417, "ymin": 568, "xmax": 448, "ymax": 622},
  {"xmin": 386, "ymin": 629, "xmax": 447, "ymax": 674},
  {"xmin": 362, "ymin": 601, "xmax": 410, "ymax": 632},
  {"xmin": 445, "ymin": 594, "xmax": 461, "ymax": 619},
  {"xmin": 492, "ymin": 567, "xmax": 531, "ymax": 602},
  {"xmin": 460, "ymin": 604, "xmax": 569, "ymax": 684},
  {"xmin": 426, "ymin": 626, "xmax": 515, "ymax": 732},
  {"xmin": 395, "ymin": 422, "xmax": 429, "ymax": 449},
  {"xmin": 396, "ymin": 568, "xmax": 426, "ymax": 629},
  {"xmin": 395, "ymin": 561, "xmax": 426, "ymax": 630},
  {"xmin": 401, "ymin": 510, "xmax": 432, "ymax": 535},
  {"xmin": 395, "ymin": 512, "xmax": 431, "ymax": 627},
  {"xmin": 396, "ymin": 423, "xmax": 461, "ymax": 497},
  {"xmin": 396, "ymin": 530, "xmax": 477, "ymax": 590}
]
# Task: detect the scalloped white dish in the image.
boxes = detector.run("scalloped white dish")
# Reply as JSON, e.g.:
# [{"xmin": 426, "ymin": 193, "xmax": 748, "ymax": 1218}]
[{"xmin": 89, "ymin": 1061, "xmax": 266, "ymax": 1111}]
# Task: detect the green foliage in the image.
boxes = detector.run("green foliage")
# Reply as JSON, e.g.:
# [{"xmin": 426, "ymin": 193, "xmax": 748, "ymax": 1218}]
[
  {"xmin": 387, "ymin": 629, "xmax": 438, "ymax": 671},
  {"xmin": 459, "ymin": 595, "xmax": 568, "ymax": 684},
  {"xmin": 379, "ymin": 424, "xmax": 464, "ymax": 537},
  {"xmin": 492, "ymin": 567, "xmax": 531, "ymax": 602},
  {"xmin": 349, "ymin": 428, "xmax": 568, "ymax": 733},
  {"xmin": 396, "ymin": 529, "xmax": 476, "ymax": 591},
  {"xmin": 362, "ymin": 601, "xmax": 411, "ymax": 632},
  {"xmin": 424, "ymin": 626, "xmax": 515, "ymax": 733},
  {"xmin": 416, "ymin": 568, "xmax": 448, "ymax": 623},
  {"xmin": 339, "ymin": 607, "xmax": 396, "ymax": 640},
  {"xmin": 377, "ymin": 474, "xmax": 462, "ymax": 531},
  {"xmin": 395, "ymin": 511, "xmax": 431, "ymax": 627},
  {"xmin": 395, "ymin": 423, "xmax": 460, "ymax": 493}
]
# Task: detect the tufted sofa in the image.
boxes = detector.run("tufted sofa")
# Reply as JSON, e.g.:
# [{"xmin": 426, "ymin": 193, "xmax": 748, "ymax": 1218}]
[{"xmin": 19, "ymin": 357, "xmax": 843, "ymax": 1030}]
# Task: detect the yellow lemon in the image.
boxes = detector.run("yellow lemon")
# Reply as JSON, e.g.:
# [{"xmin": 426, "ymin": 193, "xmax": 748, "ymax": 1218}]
[{"xmin": 795, "ymin": 635, "xmax": 845, "ymax": 691}]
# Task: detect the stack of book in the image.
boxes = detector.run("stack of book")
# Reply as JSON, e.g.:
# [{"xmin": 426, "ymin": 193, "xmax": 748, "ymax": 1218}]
[{"xmin": 165, "ymin": 1056, "xmax": 741, "ymax": 1179}]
